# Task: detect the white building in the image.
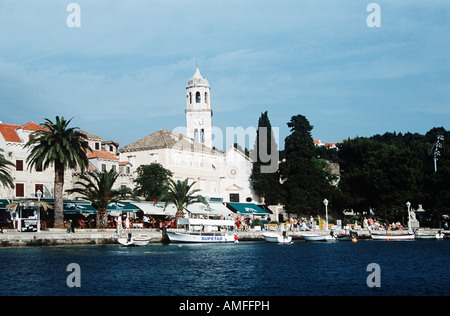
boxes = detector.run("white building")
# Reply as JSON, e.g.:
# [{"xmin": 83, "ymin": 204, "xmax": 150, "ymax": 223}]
[
  {"xmin": 0, "ymin": 122, "xmax": 133, "ymax": 200},
  {"xmin": 120, "ymin": 67, "xmax": 258, "ymax": 203}
]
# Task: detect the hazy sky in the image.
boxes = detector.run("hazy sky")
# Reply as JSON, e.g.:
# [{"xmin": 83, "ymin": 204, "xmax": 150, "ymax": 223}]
[{"xmin": 1, "ymin": 1, "xmax": 449, "ymax": 150}]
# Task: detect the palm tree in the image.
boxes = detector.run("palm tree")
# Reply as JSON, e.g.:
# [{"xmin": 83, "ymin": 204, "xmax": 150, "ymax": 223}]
[
  {"xmin": 0, "ymin": 149, "xmax": 15, "ymax": 189},
  {"xmin": 159, "ymin": 178, "xmax": 205, "ymax": 220},
  {"xmin": 25, "ymin": 116, "xmax": 91, "ymax": 228},
  {"xmin": 66, "ymin": 170, "xmax": 136, "ymax": 228}
]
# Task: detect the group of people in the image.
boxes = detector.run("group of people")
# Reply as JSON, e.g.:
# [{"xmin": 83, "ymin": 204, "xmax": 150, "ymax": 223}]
[{"xmin": 234, "ymin": 215, "xmax": 253, "ymax": 231}]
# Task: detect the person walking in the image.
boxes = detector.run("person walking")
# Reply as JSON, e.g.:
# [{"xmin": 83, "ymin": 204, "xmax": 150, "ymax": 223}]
[{"xmin": 115, "ymin": 215, "xmax": 123, "ymax": 233}]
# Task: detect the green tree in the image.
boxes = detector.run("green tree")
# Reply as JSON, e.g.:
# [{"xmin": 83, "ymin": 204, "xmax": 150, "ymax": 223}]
[
  {"xmin": 0, "ymin": 149, "xmax": 15, "ymax": 189},
  {"xmin": 25, "ymin": 116, "xmax": 91, "ymax": 228},
  {"xmin": 250, "ymin": 111, "xmax": 283, "ymax": 205},
  {"xmin": 337, "ymin": 128, "xmax": 449, "ymax": 226},
  {"xmin": 280, "ymin": 115, "xmax": 335, "ymax": 216},
  {"xmin": 133, "ymin": 163, "xmax": 173, "ymax": 201},
  {"xmin": 159, "ymin": 178, "xmax": 205, "ymax": 220},
  {"xmin": 67, "ymin": 170, "xmax": 136, "ymax": 228}
]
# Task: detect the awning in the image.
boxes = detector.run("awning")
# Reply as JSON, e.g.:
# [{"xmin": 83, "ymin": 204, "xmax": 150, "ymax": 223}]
[
  {"xmin": 205, "ymin": 202, "xmax": 233, "ymax": 217},
  {"xmin": 63, "ymin": 200, "xmax": 97, "ymax": 215},
  {"xmin": 226, "ymin": 203, "xmax": 269, "ymax": 215},
  {"xmin": 132, "ymin": 202, "xmax": 178, "ymax": 216},
  {"xmin": 0, "ymin": 199, "xmax": 10, "ymax": 210},
  {"xmin": 107, "ymin": 202, "xmax": 140, "ymax": 214}
]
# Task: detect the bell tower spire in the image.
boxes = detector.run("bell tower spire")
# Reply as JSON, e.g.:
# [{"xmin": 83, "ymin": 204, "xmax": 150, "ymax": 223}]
[{"xmin": 186, "ymin": 66, "xmax": 213, "ymax": 148}]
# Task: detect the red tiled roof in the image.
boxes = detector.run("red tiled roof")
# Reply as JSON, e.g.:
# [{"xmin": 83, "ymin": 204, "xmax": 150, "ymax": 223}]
[
  {"xmin": 0, "ymin": 123, "xmax": 22, "ymax": 142},
  {"xmin": 87, "ymin": 150, "xmax": 119, "ymax": 160},
  {"xmin": 0, "ymin": 122, "xmax": 44, "ymax": 143},
  {"xmin": 21, "ymin": 122, "xmax": 42, "ymax": 131}
]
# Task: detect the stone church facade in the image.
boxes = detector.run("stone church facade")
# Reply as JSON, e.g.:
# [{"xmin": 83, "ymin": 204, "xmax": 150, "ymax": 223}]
[{"xmin": 119, "ymin": 67, "xmax": 258, "ymax": 203}]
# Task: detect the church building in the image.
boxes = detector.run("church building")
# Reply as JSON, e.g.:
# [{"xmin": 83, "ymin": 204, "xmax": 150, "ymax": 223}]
[{"xmin": 119, "ymin": 67, "xmax": 259, "ymax": 204}]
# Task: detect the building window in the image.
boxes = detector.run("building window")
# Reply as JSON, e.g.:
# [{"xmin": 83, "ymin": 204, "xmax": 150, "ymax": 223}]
[
  {"xmin": 196, "ymin": 91, "xmax": 201, "ymax": 103},
  {"xmin": 200, "ymin": 129, "xmax": 205, "ymax": 144},
  {"xmin": 102, "ymin": 164, "xmax": 106, "ymax": 172},
  {"xmin": 199, "ymin": 180, "xmax": 206, "ymax": 193},
  {"xmin": 95, "ymin": 142, "xmax": 100, "ymax": 150},
  {"xmin": 35, "ymin": 184, "xmax": 44, "ymax": 197},
  {"xmin": 194, "ymin": 129, "xmax": 199, "ymax": 143},
  {"xmin": 16, "ymin": 160, "xmax": 24, "ymax": 171},
  {"xmin": 126, "ymin": 166, "xmax": 130, "ymax": 174},
  {"xmin": 111, "ymin": 165, "xmax": 116, "ymax": 172},
  {"xmin": 187, "ymin": 155, "xmax": 193, "ymax": 168},
  {"xmin": 175, "ymin": 153, "xmax": 181, "ymax": 166},
  {"xmin": 35, "ymin": 162, "xmax": 43, "ymax": 172},
  {"xmin": 205, "ymin": 92, "xmax": 208, "ymax": 105},
  {"xmin": 199, "ymin": 156, "xmax": 205, "ymax": 168},
  {"xmin": 189, "ymin": 92, "xmax": 192, "ymax": 104},
  {"xmin": 230, "ymin": 193, "xmax": 240, "ymax": 202},
  {"xmin": 211, "ymin": 181, "xmax": 217, "ymax": 194},
  {"xmin": 109, "ymin": 145, "xmax": 114, "ymax": 152},
  {"xmin": 149, "ymin": 153, "xmax": 158, "ymax": 164},
  {"xmin": 16, "ymin": 183, "xmax": 25, "ymax": 197}
]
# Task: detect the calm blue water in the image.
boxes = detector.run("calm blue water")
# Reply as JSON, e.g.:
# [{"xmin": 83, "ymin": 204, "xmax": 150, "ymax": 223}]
[{"xmin": 0, "ymin": 240, "xmax": 448, "ymax": 296}]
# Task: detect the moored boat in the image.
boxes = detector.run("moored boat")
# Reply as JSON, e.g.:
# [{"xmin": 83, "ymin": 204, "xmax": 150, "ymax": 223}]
[
  {"xmin": 262, "ymin": 232, "xmax": 292, "ymax": 243},
  {"xmin": 414, "ymin": 229, "xmax": 444, "ymax": 240},
  {"xmin": 371, "ymin": 233, "xmax": 415, "ymax": 240},
  {"xmin": 301, "ymin": 232, "xmax": 337, "ymax": 242},
  {"xmin": 118, "ymin": 233, "xmax": 151, "ymax": 246},
  {"xmin": 337, "ymin": 231, "xmax": 358, "ymax": 242},
  {"xmin": 166, "ymin": 218, "xmax": 238, "ymax": 243}
]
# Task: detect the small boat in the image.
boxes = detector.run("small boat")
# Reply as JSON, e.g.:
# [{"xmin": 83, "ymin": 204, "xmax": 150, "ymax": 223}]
[
  {"xmin": 414, "ymin": 230, "xmax": 444, "ymax": 240},
  {"xmin": 166, "ymin": 218, "xmax": 238, "ymax": 243},
  {"xmin": 262, "ymin": 232, "xmax": 292, "ymax": 243},
  {"xmin": 302, "ymin": 232, "xmax": 337, "ymax": 242},
  {"xmin": 337, "ymin": 231, "xmax": 358, "ymax": 242},
  {"xmin": 443, "ymin": 231, "xmax": 450, "ymax": 239},
  {"xmin": 371, "ymin": 233, "xmax": 415, "ymax": 241},
  {"xmin": 118, "ymin": 233, "xmax": 152, "ymax": 246}
]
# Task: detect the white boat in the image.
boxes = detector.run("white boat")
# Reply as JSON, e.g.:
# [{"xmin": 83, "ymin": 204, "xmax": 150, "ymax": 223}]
[
  {"xmin": 371, "ymin": 233, "xmax": 415, "ymax": 240},
  {"xmin": 262, "ymin": 232, "xmax": 292, "ymax": 243},
  {"xmin": 118, "ymin": 234, "xmax": 152, "ymax": 246},
  {"xmin": 414, "ymin": 230, "xmax": 445, "ymax": 240},
  {"xmin": 166, "ymin": 218, "xmax": 238, "ymax": 243},
  {"xmin": 301, "ymin": 233, "xmax": 337, "ymax": 242}
]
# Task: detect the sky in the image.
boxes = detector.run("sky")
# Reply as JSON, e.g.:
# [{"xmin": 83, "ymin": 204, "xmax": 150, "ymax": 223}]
[{"xmin": 0, "ymin": 0, "xmax": 449, "ymax": 151}]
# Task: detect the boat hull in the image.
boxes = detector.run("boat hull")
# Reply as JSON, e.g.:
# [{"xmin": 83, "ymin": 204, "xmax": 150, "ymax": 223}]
[
  {"xmin": 262, "ymin": 233, "xmax": 292, "ymax": 243},
  {"xmin": 337, "ymin": 235, "xmax": 357, "ymax": 241},
  {"xmin": 371, "ymin": 233, "xmax": 415, "ymax": 240},
  {"xmin": 118, "ymin": 235, "xmax": 151, "ymax": 246},
  {"xmin": 302, "ymin": 234, "xmax": 336, "ymax": 242},
  {"xmin": 166, "ymin": 232, "xmax": 237, "ymax": 243}
]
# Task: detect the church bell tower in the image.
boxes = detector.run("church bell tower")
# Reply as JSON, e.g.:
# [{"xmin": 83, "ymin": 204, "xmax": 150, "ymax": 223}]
[{"xmin": 186, "ymin": 67, "xmax": 213, "ymax": 148}]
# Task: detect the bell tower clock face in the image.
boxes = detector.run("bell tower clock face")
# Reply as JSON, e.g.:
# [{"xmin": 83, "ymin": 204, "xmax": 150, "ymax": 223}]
[{"xmin": 194, "ymin": 116, "xmax": 204, "ymax": 127}]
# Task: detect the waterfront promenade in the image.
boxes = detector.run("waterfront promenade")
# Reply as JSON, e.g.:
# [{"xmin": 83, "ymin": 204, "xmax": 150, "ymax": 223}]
[{"xmin": 0, "ymin": 227, "xmax": 446, "ymax": 246}]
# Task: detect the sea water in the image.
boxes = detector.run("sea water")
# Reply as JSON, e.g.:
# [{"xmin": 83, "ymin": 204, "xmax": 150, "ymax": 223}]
[{"xmin": 0, "ymin": 240, "xmax": 448, "ymax": 296}]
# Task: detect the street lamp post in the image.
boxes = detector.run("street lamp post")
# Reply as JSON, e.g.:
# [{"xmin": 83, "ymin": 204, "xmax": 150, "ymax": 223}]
[
  {"xmin": 37, "ymin": 190, "xmax": 42, "ymax": 233},
  {"xmin": 323, "ymin": 199, "xmax": 329, "ymax": 231},
  {"xmin": 406, "ymin": 201, "xmax": 411, "ymax": 232}
]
